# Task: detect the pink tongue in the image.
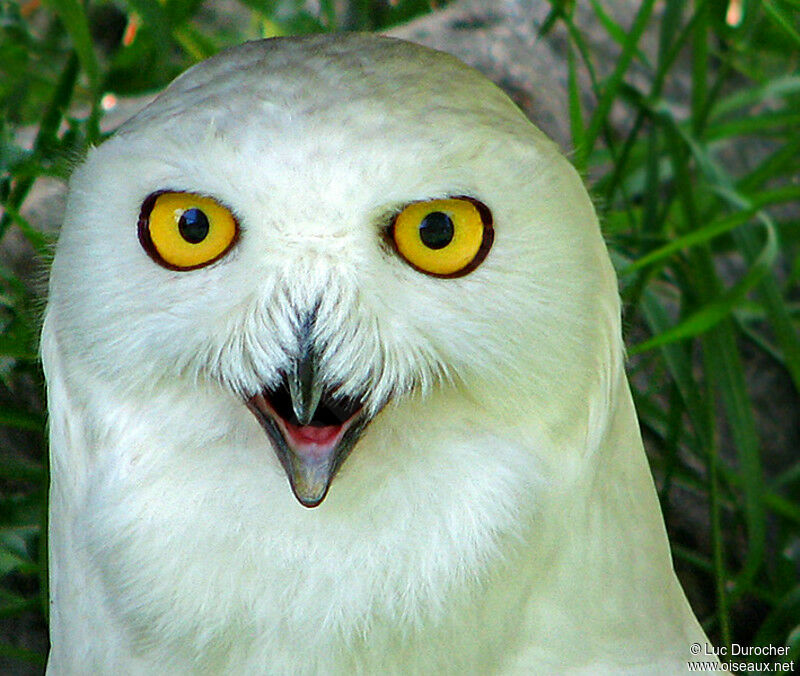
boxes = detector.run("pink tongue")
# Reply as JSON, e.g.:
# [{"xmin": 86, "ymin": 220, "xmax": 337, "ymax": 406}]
[{"xmin": 284, "ymin": 422, "xmax": 342, "ymax": 446}]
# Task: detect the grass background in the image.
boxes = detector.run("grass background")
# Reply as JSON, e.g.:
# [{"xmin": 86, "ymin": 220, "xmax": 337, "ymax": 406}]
[{"xmin": 1, "ymin": 0, "xmax": 798, "ymax": 671}]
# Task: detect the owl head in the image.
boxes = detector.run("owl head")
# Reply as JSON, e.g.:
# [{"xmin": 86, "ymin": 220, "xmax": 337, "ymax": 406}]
[{"xmin": 47, "ymin": 34, "xmax": 621, "ymax": 508}]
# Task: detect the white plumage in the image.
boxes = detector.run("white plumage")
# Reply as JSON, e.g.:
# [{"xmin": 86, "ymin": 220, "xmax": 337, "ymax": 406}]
[{"xmin": 42, "ymin": 34, "xmax": 716, "ymax": 674}]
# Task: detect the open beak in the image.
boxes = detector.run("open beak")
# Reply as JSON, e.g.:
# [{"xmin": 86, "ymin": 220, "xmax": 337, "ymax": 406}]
[{"xmin": 246, "ymin": 347, "xmax": 371, "ymax": 508}]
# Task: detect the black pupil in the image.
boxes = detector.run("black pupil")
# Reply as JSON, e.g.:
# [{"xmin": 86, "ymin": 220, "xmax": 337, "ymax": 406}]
[
  {"xmin": 178, "ymin": 208, "xmax": 210, "ymax": 244},
  {"xmin": 418, "ymin": 211, "xmax": 454, "ymax": 250}
]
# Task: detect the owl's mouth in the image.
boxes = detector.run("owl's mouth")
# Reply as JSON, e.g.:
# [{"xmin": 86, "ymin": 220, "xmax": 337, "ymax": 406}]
[{"xmin": 246, "ymin": 378, "xmax": 369, "ymax": 508}]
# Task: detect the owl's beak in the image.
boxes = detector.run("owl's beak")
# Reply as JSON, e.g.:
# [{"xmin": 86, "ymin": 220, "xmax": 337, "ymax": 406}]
[
  {"xmin": 246, "ymin": 358, "xmax": 368, "ymax": 508},
  {"xmin": 286, "ymin": 325, "xmax": 324, "ymax": 426}
]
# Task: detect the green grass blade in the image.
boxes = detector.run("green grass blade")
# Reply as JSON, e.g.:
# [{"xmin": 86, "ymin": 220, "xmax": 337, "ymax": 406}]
[
  {"xmin": 0, "ymin": 201, "xmax": 52, "ymax": 256},
  {"xmin": 0, "ymin": 407, "xmax": 44, "ymax": 432},
  {"xmin": 0, "ymin": 460, "xmax": 43, "ymax": 483},
  {"xmin": 639, "ymin": 287, "xmax": 709, "ymax": 442},
  {"xmin": 0, "ymin": 53, "xmax": 79, "ymax": 238},
  {"xmin": 706, "ymin": 110, "xmax": 800, "ymax": 139},
  {"xmin": 690, "ymin": 0, "xmax": 709, "ymax": 134},
  {"xmin": 588, "ymin": 0, "xmax": 651, "ymax": 68},
  {"xmin": 732, "ymin": 226, "xmax": 800, "ymax": 392},
  {"xmin": 705, "ymin": 322, "xmax": 767, "ymax": 597},
  {"xmin": 0, "ymin": 643, "xmax": 46, "ymax": 666},
  {"xmin": 621, "ymin": 208, "xmax": 761, "ymax": 276},
  {"xmin": 42, "ymin": 0, "xmax": 99, "ymax": 92},
  {"xmin": 567, "ymin": 41, "xmax": 584, "ymax": 152},
  {"xmin": 630, "ymin": 216, "xmax": 778, "ymax": 355},
  {"xmin": 577, "ymin": 0, "xmax": 657, "ymax": 170},
  {"xmin": 711, "ymin": 75, "xmax": 800, "ymax": 120},
  {"xmin": 125, "ymin": 0, "xmax": 174, "ymax": 48},
  {"xmin": 653, "ymin": 103, "xmax": 800, "ymax": 392},
  {"xmin": 42, "ymin": 0, "xmax": 101, "ymax": 139},
  {"xmin": 763, "ymin": 0, "xmax": 800, "ymax": 47},
  {"xmin": 738, "ymin": 136, "xmax": 800, "ymax": 192}
]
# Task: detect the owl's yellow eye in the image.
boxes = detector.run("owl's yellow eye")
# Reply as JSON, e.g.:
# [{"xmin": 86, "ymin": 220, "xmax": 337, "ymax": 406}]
[
  {"xmin": 390, "ymin": 197, "xmax": 493, "ymax": 277},
  {"xmin": 138, "ymin": 191, "xmax": 238, "ymax": 270}
]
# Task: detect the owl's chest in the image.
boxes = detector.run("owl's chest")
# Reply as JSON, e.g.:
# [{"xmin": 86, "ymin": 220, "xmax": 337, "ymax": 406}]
[{"xmin": 81, "ymin": 427, "xmax": 527, "ymax": 672}]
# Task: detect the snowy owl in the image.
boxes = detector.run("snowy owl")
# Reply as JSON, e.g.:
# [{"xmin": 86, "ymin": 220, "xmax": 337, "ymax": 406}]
[{"xmin": 42, "ymin": 33, "xmax": 717, "ymax": 674}]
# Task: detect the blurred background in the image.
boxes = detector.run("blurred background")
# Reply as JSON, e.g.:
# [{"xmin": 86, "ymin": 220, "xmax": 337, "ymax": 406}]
[{"xmin": 1, "ymin": 0, "xmax": 798, "ymax": 672}]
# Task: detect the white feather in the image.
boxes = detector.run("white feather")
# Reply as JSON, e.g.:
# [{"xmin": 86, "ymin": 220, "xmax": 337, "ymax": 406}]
[{"xmin": 44, "ymin": 34, "xmax": 717, "ymax": 674}]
